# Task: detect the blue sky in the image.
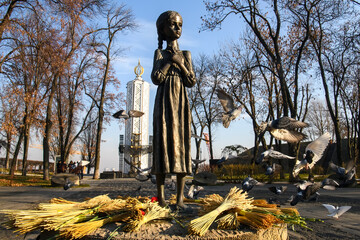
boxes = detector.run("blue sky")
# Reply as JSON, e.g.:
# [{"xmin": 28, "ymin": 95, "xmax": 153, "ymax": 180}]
[{"xmin": 29, "ymin": 0, "xmax": 256, "ymax": 171}]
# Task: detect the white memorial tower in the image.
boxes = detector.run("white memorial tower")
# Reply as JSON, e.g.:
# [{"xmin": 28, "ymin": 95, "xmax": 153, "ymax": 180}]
[{"xmin": 119, "ymin": 60, "xmax": 150, "ymax": 174}]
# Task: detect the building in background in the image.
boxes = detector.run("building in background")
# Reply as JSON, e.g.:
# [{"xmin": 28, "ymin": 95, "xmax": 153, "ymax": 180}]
[{"xmin": 119, "ymin": 61, "xmax": 151, "ymax": 174}]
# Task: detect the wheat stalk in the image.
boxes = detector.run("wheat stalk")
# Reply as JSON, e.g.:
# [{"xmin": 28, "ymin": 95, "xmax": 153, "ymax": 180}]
[
  {"xmin": 237, "ymin": 212, "xmax": 282, "ymax": 230},
  {"xmin": 60, "ymin": 213, "xmax": 128, "ymax": 239},
  {"xmin": 216, "ymin": 212, "xmax": 239, "ymax": 230},
  {"xmin": 188, "ymin": 187, "xmax": 253, "ymax": 236},
  {"xmin": 123, "ymin": 202, "xmax": 170, "ymax": 232}
]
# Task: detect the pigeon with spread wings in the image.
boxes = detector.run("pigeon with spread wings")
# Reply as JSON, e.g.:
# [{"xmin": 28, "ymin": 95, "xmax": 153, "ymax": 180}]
[
  {"xmin": 322, "ymin": 204, "xmax": 351, "ymax": 219},
  {"xmin": 216, "ymin": 88, "xmax": 243, "ymax": 128},
  {"xmin": 123, "ymin": 157, "xmax": 155, "ymax": 183},
  {"xmin": 112, "ymin": 110, "xmax": 144, "ymax": 119},
  {"xmin": 328, "ymin": 160, "xmax": 356, "ymax": 187},
  {"xmin": 290, "ymin": 180, "xmax": 336, "ymax": 206},
  {"xmin": 292, "ymin": 132, "xmax": 331, "ymax": 178},
  {"xmin": 256, "ymin": 147, "xmax": 295, "ymax": 165},
  {"xmin": 258, "ymin": 117, "xmax": 308, "ymax": 143}
]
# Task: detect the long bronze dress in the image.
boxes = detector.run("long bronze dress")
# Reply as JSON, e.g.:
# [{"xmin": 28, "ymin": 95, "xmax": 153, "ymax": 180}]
[{"xmin": 151, "ymin": 49, "xmax": 196, "ymax": 174}]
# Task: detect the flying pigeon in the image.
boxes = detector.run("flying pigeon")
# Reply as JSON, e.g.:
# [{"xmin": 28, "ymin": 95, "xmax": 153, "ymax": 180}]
[
  {"xmin": 290, "ymin": 182, "xmax": 320, "ymax": 206},
  {"xmin": 322, "ymin": 178, "xmax": 340, "ymax": 189},
  {"xmin": 63, "ymin": 177, "xmax": 76, "ymax": 190},
  {"xmin": 290, "ymin": 180, "xmax": 335, "ymax": 206},
  {"xmin": 191, "ymin": 133, "xmax": 208, "ymax": 142},
  {"xmin": 329, "ymin": 162, "xmax": 346, "ymax": 176},
  {"xmin": 216, "ymin": 88, "xmax": 243, "ymax": 128},
  {"xmin": 292, "ymin": 132, "xmax": 331, "ymax": 178},
  {"xmin": 258, "ymin": 117, "xmax": 308, "ymax": 143},
  {"xmin": 192, "ymin": 159, "xmax": 206, "ymax": 166},
  {"xmin": 112, "ymin": 109, "xmax": 144, "ymax": 119},
  {"xmin": 268, "ymin": 186, "xmax": 287, "ymax": 195},
  {"xmin": 123, "ymin": 157, "xmax": 154, "ymax": 183},
  {"xmin": 329, "ymin": 161, "xmax": 356, "ymax": 187},
  {"xmin": 187, "ymin": 185, "xmax": 204, "ymax": 199},
  {"xmin": 192, "ymin": 159, "xmax": 206, "ymax": 174},
  {"xmin": 343, "ymin": 166, "xmax": 356, "ymax": 186},
  {"xmin": 256, "ymin": 147, "xmax": 295, "ymax": 165},
  {"xmin": 322, "ymin": 204, "xmax": 351, "ymax": 219},
  {"xmin": 241, "ymin": 176, "xmax": 263, "ymax": 192},
  {"xmin": 216, "ymin": 154, "xmax": 237, "ymax": 165},
  {"xmin": 119, "ymin": 144, "xmax": 152, "ymax": 155}
]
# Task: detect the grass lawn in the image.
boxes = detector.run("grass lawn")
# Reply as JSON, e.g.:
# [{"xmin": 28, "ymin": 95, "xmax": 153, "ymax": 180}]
[{"xmin": 0, "ymin": 174, "xmax": 51, "ymax": 187}]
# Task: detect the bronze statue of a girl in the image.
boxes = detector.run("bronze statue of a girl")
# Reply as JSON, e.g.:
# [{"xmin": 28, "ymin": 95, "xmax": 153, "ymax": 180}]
[{"xmin": 151, "ymin": 11, "xmax": 196, "ymax": 208}]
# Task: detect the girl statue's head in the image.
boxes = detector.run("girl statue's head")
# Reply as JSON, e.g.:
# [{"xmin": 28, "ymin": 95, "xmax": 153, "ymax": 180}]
[{"xmin": 156, "ymin": 11, "xmax": 183, "ymax": 49}]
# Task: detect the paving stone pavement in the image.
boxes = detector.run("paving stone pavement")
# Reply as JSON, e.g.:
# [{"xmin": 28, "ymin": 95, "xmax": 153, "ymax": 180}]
[{"xmin": 0, "ymin": 176, "xmax": 359, "ymax": 239}]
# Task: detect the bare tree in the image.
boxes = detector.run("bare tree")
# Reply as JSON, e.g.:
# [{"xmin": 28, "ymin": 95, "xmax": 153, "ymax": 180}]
[
  {"xmin": 90, "ymin": 5, "xmax": 136, "ymax": 179},
  {"xmin": 201, "ymin": 1, "xmax": 313, "ymax": 170},
  {"xmin": 304, "ymin": 99, "xmax": 334, "ymax": 141},
  {"xmin": 298, "ymin": 0, "xmax": 359, "ymax": 165},
  {"xmin": 192, "ymin": 54, "xmax": 223, "ymax": 160},
  {"xmin": 189, "ymin": 54, "xmax": 208, "ymax": 160},
  {"xmin": 79, "ymin": 110, "xmax": 98, "ymax": 173}
]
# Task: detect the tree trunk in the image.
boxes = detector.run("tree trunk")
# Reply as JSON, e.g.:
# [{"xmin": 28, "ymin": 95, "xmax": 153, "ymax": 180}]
[
  {"xmin": 22, "ymin": 124, "xmax": 30, "ymax": 176},
  {"xmin": 9, "ymin": 131, "xmax": 24, "ymax": 176},
  {"xmin": 207, "ymin": 125, "xmax": 214, "ymax": 160},
  {"xmin": 5, "ymin": 134, "xmax": 11, "ymax": 169},
  {"xmin": 93, "ymin": 56, "xmax": 110, "ymax": 179},
  {"xmin": 93, "ymin": 108, "xmax": 104, "ymax": 179},
  {"xmin": 43, "ymin": 81, "xmax": 56, "ymax": 180}
]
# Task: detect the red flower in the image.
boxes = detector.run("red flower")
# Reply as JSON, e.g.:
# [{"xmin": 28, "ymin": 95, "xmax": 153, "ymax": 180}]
[
  {"xmin": 151, "ymin": 197, "xmax": 159, "ymax": 203},
  {"xmin": 140, "ymin": 210, "xmax": 145, "ymax": 216}
]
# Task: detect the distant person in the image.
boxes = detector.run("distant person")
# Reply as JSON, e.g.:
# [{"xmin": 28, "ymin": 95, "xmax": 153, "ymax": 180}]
[
  {"xmin": 75, "ymin": 161, "xmax": 84, "ymax": 179},
  {"xmin": 58, "ymin": 161, "xmax": 67, "ymax": 173},
  {"xmin": 68, "ymin": 161, "xmax": 75, "ymax": 173},
  {"xmin": 56, "ymin": 161, "xmax": 61, "ymax": 173}
]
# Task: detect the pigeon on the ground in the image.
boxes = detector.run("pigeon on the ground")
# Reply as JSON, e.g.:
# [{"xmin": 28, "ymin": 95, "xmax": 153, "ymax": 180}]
[
  {"xmin": 242, "ymin": 176, "xmax": 263, "ymax": 192},
  {"xmin": 187, "ymin": 185, "xmax": 204, "ymax": 199},
  {"xmin": 264, "ymin": 163, "xmax": 282, "ymax": 175},
  {"xmin": 322, "ymin": 204, "xmax": 351, "ymax": 219},
  {"xmin": 256, "ymin": 147, "xmax": 295, "ymax": 165},
  {"xmin": 216, "ymin": 88, "xmax": 243, "ymax": 128},
  {"xmin": 166, "ymin": 179, "xmax": 176, "ymax": 191},
  {"xmin": 112, "ymin": 109, "xmax": 144, "ymax": 119},
  {"xmin": 63, "ymin": 177, "xmax": 76, "ymax": 190},
  {"xmin": 258, "ymin": 117, "xmax": 308, "ymax": 143},
  {"xmin": 292, "ymin": 132, "xmax": 331, "ymax": 177},
  {"xmin": 268, "ymin": 197, "xmax": 281, "ymax": 205},
  {"xmin": 268, "ymin": 186, "xmax": 287, "ymax": 195}
]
